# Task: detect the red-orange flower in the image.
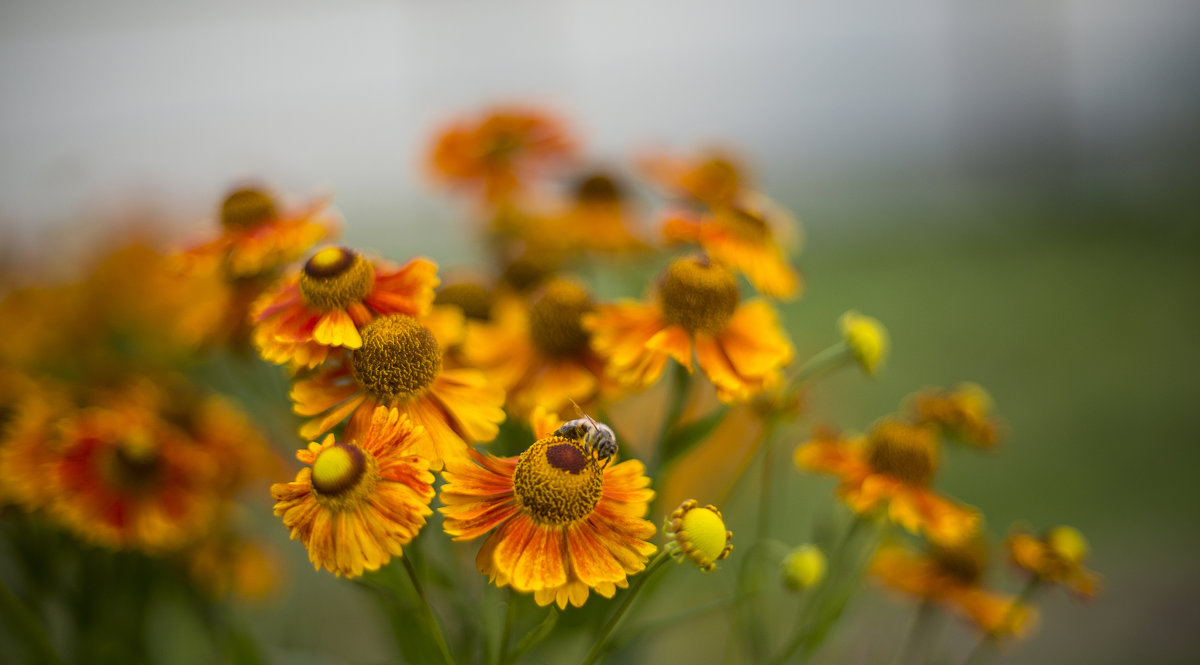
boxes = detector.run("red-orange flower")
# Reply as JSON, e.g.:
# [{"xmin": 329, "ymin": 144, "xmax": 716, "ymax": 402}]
[
  {"xmin": 252, "ymin": 247, "xmax": 439, "ymax": 369},
  {"xmin": 1007, "ymin": 526, "xmax": 1100, "ymax": 598},
  {"xmin": 586, "ymin": 256, "xmax": 793, "ymax": 403},
  {"xmin": 290, "ymin": 314, "xmax": 505, "ymax": 470},
  {"xmin": 440, "ymin": 419, "xmax": 657, "ymax": 609},
  {"xmin": 795, "ymin": 421, "xmax": 980, "ymax": 545},
  {"xmin": 912, "ymin": 383, "xmax": 1003, "ymax": 450},
  {"xmin": 639, "ymin": 147, "xmax": 748, "ymax": 207},
  {"xmin": 271, "ymin": 406, "xmax": 436, "ymax": 577},
  {"xmin": 428, "ymin": 107, "xmax": 577, "ymax": 205}
]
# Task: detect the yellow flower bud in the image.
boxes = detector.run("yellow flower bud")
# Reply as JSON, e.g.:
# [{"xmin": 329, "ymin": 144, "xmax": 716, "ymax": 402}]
[
  {"xmin": 839, "ymin": 311, "xmax": 889, "ymax": 375},
  {"xmin": 781, "ymin": 544, "xmax": 827, "ymax": 591}
]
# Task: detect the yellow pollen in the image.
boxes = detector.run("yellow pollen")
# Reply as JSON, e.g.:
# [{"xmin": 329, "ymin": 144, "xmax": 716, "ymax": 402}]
[
  {"xmin": 434, "ymin": 283, "xmax": 494, "ymax": 321},
  {"xmin": 528, "ymin": 280, "xmax": 593, "ymax": 357},
  {"xmin": 658, "ymin": 256, "xmax": 739, "ymax": 334},
  {"xmin": 512, "ymin": 436, "xmax": 603, "ymax": 526},
  {"xmin": 1046, "ymin": 526, "xmax": 1089, "ymax": 565},
  {"xmin": 299, "ymin": 248, "xmax": 375, "ymax": 311},
  {"xmin": 311, "ymin": 443, "xmax": 367, "ymax": 497},
  {"xmin": 667, "ymin": 500, "xmax": 733, "ymax": 572},
  {"xmin": 867, "ymin": 420, "xmax": 938, "ymax": 485},
  {"xmin": 352, "ymin": 315, "xmax": 442, "ymax": 401},
  {"xmin": 221, "ymin": 188, "xmax": 276, "ymax": 230}
]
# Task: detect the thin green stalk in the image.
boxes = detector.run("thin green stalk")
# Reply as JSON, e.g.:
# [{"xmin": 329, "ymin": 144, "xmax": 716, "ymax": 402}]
[
  {"xmin": 652, "ymin": 362, "xmax": 691, "ymax": 471},
  {"xmin": 0, "ymin": 575, "xmax": 66, "ymax": 665},
  {"xmin": 788, "ymin": 342, "xmax": 851, "ymax": 389},
  {"xmin": 400, "ymin": 555, "xmax": 457, "ymax": 665},
  {"xmin": 497, "ymin": 588, "xmax": 516, "ymax": 665},
  {"xmin": 960, "ymin": 577, "xmax": 1040, "ymax": 665},
  {"xmin": 894, "ymin": 601, "xmax": 938, "ymax": 665},
  {"xmin": 581, "ymin": 551, "xmax": 672, "ymax": 665}
]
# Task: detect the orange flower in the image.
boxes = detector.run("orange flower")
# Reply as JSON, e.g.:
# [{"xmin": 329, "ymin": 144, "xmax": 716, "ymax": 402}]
[
  {"xmin": 290, "ymin": 313, "xmax": 505, "ymax": 470},
  {"xmin": 639, "ymin": 147, "xmax": 748, "ymax": 207},
  {"xmin": 271, "ymin": 406, "xmax": 436, "ymax": 578},
  {"xmin": 662, "ymin": 193, "xmax": 802, "ymax": 299},
  {"xmin": 252, "ymin": 247, "xmax": 439, "ymax": 369},
  {"xmin": 586, "ymin": 255, "xmax": 794, "ymax": 403},
  {"xmin": 794, "ymin": 421, "xmax": 980, "ymax": 545},
  {"xmin": 183, "ymin": 186, "xmax": 336, "ymax": 279},
  {"xmin": 1007, "ymin": 526, "xmax": 1100, "ymax": 598},
  {"xmin": 873, "ymin": 540, "xmax": 1037, "ymax": 638},
  {"xmin": 549, "ymin": 171, "xmax": 647, "ymax": 254},
  {"xmin": 440, "ymin": 419, "xmax": 657, "ymax": 609},
  {"xmin": 0, "ymin": 374, "xmax": 70, "ymax": 510},
  {"xmin": 428, "ymin": 107, "xmax": 577, "ymax": 205},
  {"xmin": 913, "ymin": 383, "xmax": 1002, "ymax": 450},
  {"xmin": 462, "ymin": 278, "xmax": 615, "ymax": 416}
]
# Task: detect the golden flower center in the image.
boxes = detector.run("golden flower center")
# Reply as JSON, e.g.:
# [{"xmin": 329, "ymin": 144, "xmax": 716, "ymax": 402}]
[
  {"xmin": 501, "ymin": 254, "xmax": 555, "ymax": 293},
  {"xmin": 575, "ymin": 173, "xmax": 622, "ymax": 205},
  {"xmin": 352, "ymin": 315, "xmax": 442, "ymax": 401},
  {"xmin": 221, "ymin": 188, "xmax": 276, "ymax": 230},
  {"xmin": 311, "ymin": 443, "xmax": 367, "ymax": 497},
  {"xmin": 687, "ymin": 157, "xmax": 741, "ymax": 202},
  {"xmin": 512, "ymin": 436, "xmax": 603, "ymax": 526},
  {"xmin": 680, "ymin": 507, "xmax": 729, "ymax": 565},
  {"xmin": 528, "ymin": 280, "xmax": 593, "ymax": 357},
  {"xmin": 658, "ymin": 256, "xmax": 739, "ymax": 334},
  {"xmin": 434, "ymin": 283, "xmax": 493, "ymax": 321},
  {"xmin": 866, "ymin": 421, "xmax": 938, "ymax": 485},
  {"xmin": 103, "ymin": 433, "xmax": 163, "ymax": 493},
  {"xmin": 299, "ymin": 247, "xmax": 376, "ymax": 311},
  {"xmin": 931, "ymin": 541, "xmax": 986, "ymax": 586}
]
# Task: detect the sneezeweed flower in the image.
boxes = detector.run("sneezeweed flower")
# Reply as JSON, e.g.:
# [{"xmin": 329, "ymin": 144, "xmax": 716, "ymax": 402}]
[
  {"xmin": 586, "ymin": 255, "xmax": 794, "ymax": 403},
  {"xmin": 1007, "ymin": 526, "xmax": 1100, "ymax": 598},
  {"xmin": 662, "ymin": 193, "xmax": 802, "ymax": 299},
  {"xmin": 0, "ymin": 377, "xmax": 70, "ymax": 510},
  {"xmin": 913, "ymin": 383, "xmax": 1002, "ymax": 449},
  {"xmin": 872, "ymin": 539, "xmax": 1037, "ymax": 639},
  {"xmin": 440, "ymin": 425, "xmax": 657, "ymax": 609},
  {"xmin": 664, "ymin": 500, "xmax": 733, "ymax": 572},
  {"xmin": 290, "ymin": 313, "xmax": 505, "ymax": 470},
  {"xmin": 839, "ymin": 310, "xmax": 889, "ymax": 376},
  {"xmin": 271, "ymin": 406, "xmax": 436, "ymax": 578},
  {"xmin": 794, "ymin": 420, "xmax": 980, "ymax": 545},
  {"xmin": 639, "ymin": 147, "xmax": 748, "ymax": 207},
  {"xmin": 252, "ymin": 247, "xmax": 439, "ymax": 369},
  {"xmin": 781, "ymin": 544, "xmax": 827, "ymax": 591},
  {"xmin": 463, "ymin": 278, "xmax": 613, "ymax": 415},
  {"xmin": 428, "ymin": 106, "xmax": 577, "ymax": 205},
  {"xmin": 550, "ymin": 171, "xmax": 647, "ymax": 254}
]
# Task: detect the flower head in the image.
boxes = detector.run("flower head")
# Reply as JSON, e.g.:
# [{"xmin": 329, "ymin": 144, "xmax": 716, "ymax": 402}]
[
  {"xmin": 795, "ymin": 421, "xmax": 980, "ymax": 545},
  {"xmin": 252, "ymin": 247, "xmax": 438, "ymax": 369},
  {"xmin": 271, "ymin": 406, "xmax": 436, "ymax": 577},
  {"xmin": 640, "ymin": 147, "xmax": 748, "ymax": 207},
  {"xmin": 913, "ymin": 383, "xmax": 1002, "ymax": 449},
  {"xmin": 664, "ymin": 500, "xmax": 733, "ymax": 572},
  {"xmin": 1007, "ymin": 526, "xmax": 1100, "ymax": 598},
  {"xmin": 839, "ymin": 311, "xmax": 889, "ymax": 376},
  {"xmin": 440, "ymin": 424, "xmax": 657, "ymax": 609},
  {"xmin": 586, "ymin": 255, "xmax": 794, "ymax": 403}
]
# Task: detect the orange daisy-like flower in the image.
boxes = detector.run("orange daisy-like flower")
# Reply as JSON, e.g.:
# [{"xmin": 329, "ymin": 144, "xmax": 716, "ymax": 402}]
[
  {"xmin": 662, "ymin": 193, "xmax": 802, "ymax": 300},
  {"xmin": 271, "ymin": 406, "xmax": 436, "ymax": 577},
  {"xmin": 428, "ymin": 106, "xmax": 577, "ymax": 205},
  {"xmin": 463, "ymin": 278, "xmax": 614, "ymax": 416},
  {"xmin": 0, "ymin": 374, "xmax": 70, "ymax": 510},
  {"xmin": 440, "ymin": 421, "xmax": 657, "ymax": 609},
  {"xmin": 586, "ymin": 255, "xmax": 794, "ymax": 403},
  {"xmin": 873, "ymin": 540, "xmax": 1037, "ymax": 638},
  {"xmin": 185, "ymin": 186, "xmax": 336, "ymax": 279},
  {"xmin": 549, "ymin": 171, "xmax": 647, "ymax": 254},
  {"xmin": 252, "ymin": 247, "xmax": 439, "ymax": 369},
  {"xmin": 794, "ymin": 421, "xmax": 980, "ymax": 545},
  {"xmin": 913, "ymin": 383, "xmax": 1003, "ymax": 450},
  {"xmin": 1007, "ymin": 526, "xmax": 1100, "ymax": 598},
  {"xmin": 290, "ymin": 313, "xmax": 505, "ymax": 470},
  {"xmin": 639, "ymin": 147, "xmax": 748, "ymax": 207}
]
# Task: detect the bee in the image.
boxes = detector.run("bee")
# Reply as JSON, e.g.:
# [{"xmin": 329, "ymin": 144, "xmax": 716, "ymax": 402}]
[{"xmin": 553, "ymin": 407, "xmax": 618, "ymax": 470}]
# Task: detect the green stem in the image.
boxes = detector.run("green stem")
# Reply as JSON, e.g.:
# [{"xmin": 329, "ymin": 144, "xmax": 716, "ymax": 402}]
[
  {"xmin": 894, "ymin": 601, "xmax": 939, "ymax": 665},
  {"xmin": 580, "ymin": 551, "xmax": 672, "ymax": 665},
  {"xmin": 788, "ymin": 342, "xmax": 851, "ymax": 389},
  {"xmin": 652, "ymin": 362, "xmax": 691, "ymax": 471},
  {"xmin": 497, "ymin": 588, "xmax": 516, "ymax": 665},
  {"xmin": 960, "ymin": 577, "xmax": 1040, "ymax": 665},
  {"xmin": 0, "ymin": 575, "xmax": 66, "ymax": 665},
  {"xmin": 401, "ymin": 555, "xmax": 457, "ymax": 665}
]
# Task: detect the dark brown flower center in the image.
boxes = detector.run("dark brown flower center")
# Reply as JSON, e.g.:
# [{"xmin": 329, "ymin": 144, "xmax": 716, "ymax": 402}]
[
  {"xmin": 866, "ymin": 421, "xmax": 938, "ymax": 486},
  {"xmin": 298, "ymin": 247, "xmax": 376, "ymax": 311},
  {"xmin": 575, "ymin": 173, "xmax": 623, "ymax": 205},
  {"xmin": 657, "ymin": 256, "xmax": 739, "ymax": 334},
  {"xmin": 434, "ymin": 283, "xmax": 493, "ymax": 321},
  {"xmin": 528, "ymin": 280, "xmax": 593, "ymax": 357},
  {"xmin": 512, "ymin": 436, "xmax": 603, "ymax": 525},
  {"xmin": 221, "ymin": 188, "xmax": 277, "ymax": 230}
]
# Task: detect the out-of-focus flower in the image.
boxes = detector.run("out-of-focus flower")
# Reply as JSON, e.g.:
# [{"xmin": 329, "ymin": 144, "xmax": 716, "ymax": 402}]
[
  {"xmin": 662, "ymin": 193, "xmax": 802, "ymax": 299},
  {"xmin": 586, "ymin": 255, "xmax": 794, "ymax": 403},
  {"xmin": 839, "ymin": 311, "xmax": 889, "ymax": 376},
  {"xmin": 463, "ymin": 278, "xmax": 614, "ymax": 416},
  {"xmin": 440, "ymin": 426, "xmax": 656, "ymax": 609},
  {"xmin": 549, "ymin": 171, "xmax": 647, "ymax": 254},
  {"xmin": 186, "ymin": 533, "xmax": 282, "ymax": 601},
  {"xmin": 0, "ymin": 375, "xmax": 70, "ymax": 509},
  {"xmin": 1007, "ymin": 526, "xmax": 1100, "ymax": 598},
  {"xmin": 794, "ymin": 421, "xmax": 979, "ymax": 545},
  {"xmin": 271, "ymin": 406, "xmax": 436, "ymax": 578},
  {"xmin": 664, "ymin": 499, "xmax": 733, "ymax": 572},
  {"xmin": 640, "ymin": 147, "xmax": 748, "ymax": 207},
  {"xmin": 782, "ymin": 544, "xmax": 827, "ymax": 591},
  {"xmin": 252, "ymin": 247, "xmax": 438, "ymax": 369},
  {"xmin": 428, "ymin": 107, "xmax": 577, "ymax": 206},
  {"xmin": 873, "ymin": 539, "xmax": 1037, "ymax": 639},
  {"xmin": 290, "ymin": 313, "xmax": 505, "ymax": 470},
  {"xmin": 913, "ymin": 383, "xmax": 1002, "ymax": 449}
]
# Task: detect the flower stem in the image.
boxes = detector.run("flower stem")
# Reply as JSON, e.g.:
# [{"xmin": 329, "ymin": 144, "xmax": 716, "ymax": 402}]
[
  {"xmin": 581, "ymin": 551, "xmax": 672, "ymax": 665},
  {"xmin": 495, "ymin": 588, "xmax": 516, "ymax": 665},
  {"xmin": 788, "ymin": 342, "xmax": 850, "ymax": 389},
  {"xmin": 894, "ymin": 601, "xmax": 939, "ymax": 665},
  {"xmin": 401, "ymin": 554, "xmax": 457, "ymax": 665},
  {"xmin": 959, "ymin": 577, "xmax": 1040, "ymax": 665},
  {"xmin": 0, "ymin": 575, "xmax": 65, "ymax": 665},
  {"xmin": 654, "ymin": 362, "xmax": 691, "ymax": 467}
]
